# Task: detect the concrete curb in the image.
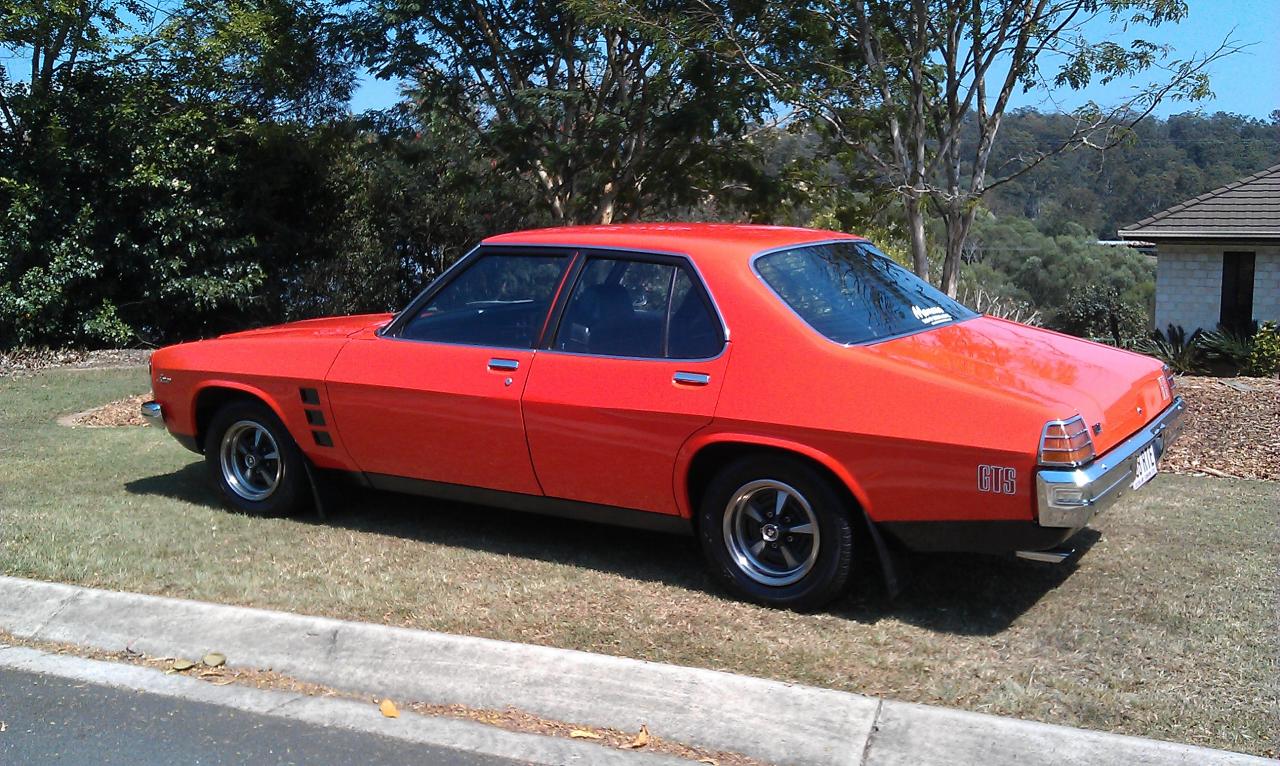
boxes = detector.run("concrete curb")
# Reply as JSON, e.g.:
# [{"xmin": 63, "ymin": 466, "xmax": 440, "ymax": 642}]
[
  {"xmin": 0, "ymin": 576, "xmax": 1269, "ymax": 766},
  {"xmin": 0, "ymin": 645, "xmax": 686, "ymax": 766}
]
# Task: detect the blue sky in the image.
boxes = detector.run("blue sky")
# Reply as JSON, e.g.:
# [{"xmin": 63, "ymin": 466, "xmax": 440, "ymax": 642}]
[{"xmin": 350, "ymin": 0, "xmax": 1279, "ymax": 119}]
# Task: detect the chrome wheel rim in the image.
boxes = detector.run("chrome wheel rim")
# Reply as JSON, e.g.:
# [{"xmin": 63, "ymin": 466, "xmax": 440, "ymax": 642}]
[
  {"xmin": 723, "ymin": 479, "xmax": 820, "ymax": 587},
  {"xmin": 219, "ymin": 420, "xmax": 282, "ymax": 502}
]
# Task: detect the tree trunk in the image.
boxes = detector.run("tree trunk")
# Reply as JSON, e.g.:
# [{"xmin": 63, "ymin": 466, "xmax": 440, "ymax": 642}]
[
  {"xmin": 940, "ymin": 206, "xmax": 976, "ymax": 298},
  {"xmin": 905, "ymin": 196, "xmax": 929, "ymax": 281}
]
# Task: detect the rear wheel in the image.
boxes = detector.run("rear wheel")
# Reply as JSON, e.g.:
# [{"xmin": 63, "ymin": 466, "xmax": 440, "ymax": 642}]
[
  {"xmin": 698, "ymin": 455, "xmax": 854, "ymax": 610},
  {"xmin": 205, "ymin": 400, "xmax": 309, "ymax": 516}
]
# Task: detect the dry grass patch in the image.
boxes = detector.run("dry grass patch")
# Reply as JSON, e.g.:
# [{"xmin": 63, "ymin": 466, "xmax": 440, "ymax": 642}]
[{"xmin": 2, "ymin": 368, "xmax": 1276, "ymax": 757}]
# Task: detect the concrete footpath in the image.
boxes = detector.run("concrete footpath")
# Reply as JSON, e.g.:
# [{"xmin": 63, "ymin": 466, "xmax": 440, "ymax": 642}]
[{"xmin": 0, "ymin": 576, "xmax": 1270, "ymax": 766}]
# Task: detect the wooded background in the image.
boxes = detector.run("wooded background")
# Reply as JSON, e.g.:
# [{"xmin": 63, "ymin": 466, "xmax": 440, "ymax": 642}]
[{"xmin": 2, "ymin": 0, "xmax": 1275, "ymax": 348}]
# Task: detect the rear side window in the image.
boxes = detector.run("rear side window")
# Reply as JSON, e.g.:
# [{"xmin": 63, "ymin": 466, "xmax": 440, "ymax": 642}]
[
  {"xmin": 554, "ymin": 257, "xmax": 723, "ymax": 359},
  {"xmin": 755, "ymin": 242, "xmax": 975, "ymax": 344},
  {"xmin": 400, "ymin": 253, "xmax": 569, "ymax": 347}
]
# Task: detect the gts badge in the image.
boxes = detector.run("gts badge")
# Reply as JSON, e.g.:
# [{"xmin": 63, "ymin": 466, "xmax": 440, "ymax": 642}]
[{"xmin": 978, "ymin": 464, "xmax": 1017, "ymax": 495}]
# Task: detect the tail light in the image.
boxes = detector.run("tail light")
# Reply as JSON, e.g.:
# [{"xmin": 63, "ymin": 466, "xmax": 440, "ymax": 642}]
[
  {"xmin": 1039, "ymin": 415, "xmax": 1096, "ymax": 467},
  {"xmin": 1159, "ymin": 364, "xmax": 1176, "ymax": 400}
]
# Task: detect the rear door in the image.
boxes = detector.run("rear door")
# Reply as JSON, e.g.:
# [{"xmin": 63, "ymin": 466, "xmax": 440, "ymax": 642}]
[
  {"xmin": 326, "ymin": 249, "xmax": 572, "ymax": 494},
  {"xmin": 521, "ymin": 253, "xmax": 730, "ymax": 516}
]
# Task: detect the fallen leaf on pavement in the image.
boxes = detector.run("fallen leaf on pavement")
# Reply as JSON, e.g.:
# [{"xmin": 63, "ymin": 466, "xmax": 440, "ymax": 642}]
[
  {"xmin": 1, "ymin": 720, "xmax": 7, "ymax": 732},
  {"xmin": 170, "ymin": 659, "xmax": 197, "ymax": 671},
  {"xmin": 379, "ymin": 699, "xmax": 399, "ymax": 718},
  {"xmin": 698, "ymin": 759, "xmax": 719, "ymax": 766},
  {"xmin": 203, "ymin": 652, "xmax": 226, "ymax": 668},
  {"xmin": 569, "ymin": 729, "xmax": 602, "ymax": 740},
  {"xmin": 621, "ymin": 724, "xmax": 650, "ymax": 749}
]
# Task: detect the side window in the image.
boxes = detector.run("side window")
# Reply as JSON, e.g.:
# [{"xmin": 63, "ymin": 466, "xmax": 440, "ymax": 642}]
[
  {"xmin": 554, "ymin": 257, "xmax": 723, "ymax": 359},
  {"xmin": 400, "ymin": 253, "xmax": 569, "ymax": 347},
  {"xmin": 667, "ymin": 269, "xmax": 722, "ymax": 359}
]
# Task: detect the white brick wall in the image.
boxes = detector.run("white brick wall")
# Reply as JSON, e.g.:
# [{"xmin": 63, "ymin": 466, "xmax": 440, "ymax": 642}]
[
  {"xmin": 1154, "ymin": 247, "xmax": 1222, "ymax": 334},
  {"xmin": 1154, "ymin": 244, "xmax": 1280, "ymax": 333},
  {"xmin": 1253, "ymin": 248, "xmax": 1280, "ymax": 325}
]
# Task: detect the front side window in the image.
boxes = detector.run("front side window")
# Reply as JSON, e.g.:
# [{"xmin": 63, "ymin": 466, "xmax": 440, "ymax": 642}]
[
  {"xmin": 554, "ymin": 257, "xmax": 723, "ymax": 358},
  {"xmin": 400, "ymin": 252, "xmax": 569, "ymax": 347},
  {"xmin": 755, "ymin": 241, "xmax": 976, "ymax": 345}
]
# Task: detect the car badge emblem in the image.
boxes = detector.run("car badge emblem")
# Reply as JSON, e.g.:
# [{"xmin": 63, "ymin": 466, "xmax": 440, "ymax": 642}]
[
  {"xmin": 1092, "ymin": 423, "xmax": 1103, "ymax": 435},
  {"xmin": 1136, "ymin": 406, "xmax": 1143, "ymax": 415}
]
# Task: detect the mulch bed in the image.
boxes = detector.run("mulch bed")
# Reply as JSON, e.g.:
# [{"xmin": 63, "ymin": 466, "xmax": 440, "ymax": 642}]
[
  {"xmin": 1161, "ymin": 375, "xmax": 1279, "ymax": 482},
  {"xmin": 0, "ymin": 348, "xmax": 151, "ymax": 378},
  {"xmin": 62, "ymin": 393, "xmax": 154, "ymax": 428}
]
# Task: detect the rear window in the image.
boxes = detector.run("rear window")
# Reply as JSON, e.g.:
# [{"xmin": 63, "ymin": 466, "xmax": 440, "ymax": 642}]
[{"xmin": 755, "ymin": 241, "xmax": 975, "ymax": 345}]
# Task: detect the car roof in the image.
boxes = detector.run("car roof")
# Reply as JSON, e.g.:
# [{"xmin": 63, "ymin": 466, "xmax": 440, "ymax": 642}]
[{"xmin": 482, "ymin": 223, "xmax": 866, "ymax": 261}]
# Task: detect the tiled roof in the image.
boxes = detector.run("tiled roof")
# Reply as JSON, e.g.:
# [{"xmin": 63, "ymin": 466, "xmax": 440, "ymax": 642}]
[{"xmin": 1118, "ymin": 163, "xmax": 1280, "ymax": 240}]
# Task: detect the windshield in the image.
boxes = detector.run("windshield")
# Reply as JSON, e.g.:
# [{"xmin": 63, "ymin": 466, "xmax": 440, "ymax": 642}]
[{"xmin": 755, "ymin": 241, "xmax": 976, "ymax": 345}]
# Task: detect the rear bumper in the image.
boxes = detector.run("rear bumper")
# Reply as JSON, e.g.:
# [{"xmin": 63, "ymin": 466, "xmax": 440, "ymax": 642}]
[{"xmin": 1035, "ymin": 396, "xmax": 1186, "ymax": 530}]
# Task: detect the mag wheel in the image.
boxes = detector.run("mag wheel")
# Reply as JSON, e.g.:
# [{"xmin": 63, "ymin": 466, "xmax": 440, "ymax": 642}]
[
  {"xmin": 205, "ymin": 400, "xmax": 309, "ymax": 516},
  {"xmin": 698, "ymin": 455, "xmax": 853, "ymax": 610}
]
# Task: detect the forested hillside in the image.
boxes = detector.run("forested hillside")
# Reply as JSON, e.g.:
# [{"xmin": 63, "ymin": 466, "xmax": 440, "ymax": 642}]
[{"xmin": 985, "ymin": 111, "xmax": 1280, "ymax": 239}]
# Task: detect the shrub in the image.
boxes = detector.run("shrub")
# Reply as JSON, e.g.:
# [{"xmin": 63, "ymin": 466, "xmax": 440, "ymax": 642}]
[
  {"xmin": 1050, "ymin": 284, "xmax": 1147, "ymax": 345},
  {"xmin": 1248, "ymin": 322, "xmax": 1280, "ymax": 377},
  {"xmin": 1134, "ymin": 324, "xmax": 1205, "ymax": 374},
  {"xmin": 1199, "ymin": 323, "xmax": 1255, "ymax": 368}
]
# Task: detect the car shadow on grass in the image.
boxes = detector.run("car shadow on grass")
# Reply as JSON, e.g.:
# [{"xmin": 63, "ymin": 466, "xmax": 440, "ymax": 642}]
[{"xmin": 125, "ymin": 462, "xmax": 1099, "ymax": 636}]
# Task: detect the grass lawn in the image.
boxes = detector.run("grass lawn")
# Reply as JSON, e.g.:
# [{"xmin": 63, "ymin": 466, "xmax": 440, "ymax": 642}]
[{"xmin": 2, "ymin": 367, "xmax": 1276, "ymax": 757}]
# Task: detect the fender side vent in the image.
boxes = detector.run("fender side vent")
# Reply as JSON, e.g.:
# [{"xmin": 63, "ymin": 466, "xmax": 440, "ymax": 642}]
[
  {"xmin": 312, "ymin": 430, "xmax": 333, "ymax": 447},
  {"xmin": 299, "ymin": 387, "xmax": 320, "ymax": 405},
  {"xmin": 305, "ymin": 409, "xmax": 325, "ymax": 426}
]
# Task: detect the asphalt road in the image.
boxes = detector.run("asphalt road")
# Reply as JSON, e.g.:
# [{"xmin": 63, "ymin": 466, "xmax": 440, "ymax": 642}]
[{"xmin": 0, "ymin": 667, "xmax": 528, "ymax": 766}]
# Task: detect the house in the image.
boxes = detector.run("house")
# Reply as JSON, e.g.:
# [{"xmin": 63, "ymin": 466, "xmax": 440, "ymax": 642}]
[{"xmin": 1118, "ymin": 163, "xmax": 1279, "ymax": 335}]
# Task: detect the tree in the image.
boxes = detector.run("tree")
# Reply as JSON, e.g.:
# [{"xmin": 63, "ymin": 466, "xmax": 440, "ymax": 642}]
[
  {"xmin": 594, "ymin": 0, "xmax": 1239, "ymax": 293},
  {"xmin": 341, "ymin": 0, "xmax": 771, "ymax": 224}
]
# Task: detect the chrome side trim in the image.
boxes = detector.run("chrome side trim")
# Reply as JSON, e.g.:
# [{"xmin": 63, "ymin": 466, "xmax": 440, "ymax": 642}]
[
  {"xmin": 140, "ymin": 401, "xmax": 163, "ymax": 422},
  {"xmin": 1035, "ymin": 396, "xmax": 1186, "ymax": 529}
]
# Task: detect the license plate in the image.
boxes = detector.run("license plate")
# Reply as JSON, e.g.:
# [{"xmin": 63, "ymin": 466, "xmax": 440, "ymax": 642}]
[{"xmin": 1131, "ymin": 444, "xmax": 1158, "ymax": 490}]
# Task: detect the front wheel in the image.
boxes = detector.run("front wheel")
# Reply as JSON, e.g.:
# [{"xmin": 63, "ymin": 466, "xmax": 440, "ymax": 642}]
[
  {"xmin": 204, "ymin": 400, "xmax": 309, "ymax": 516},
  {"xmin": 698, "ymin": 455, "xmax": 854, "ymax": 611}
]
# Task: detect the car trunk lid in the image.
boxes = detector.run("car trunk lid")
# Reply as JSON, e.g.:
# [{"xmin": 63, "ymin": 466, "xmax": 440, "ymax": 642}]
[{"xmin": 866, "ymin": 316, "xmax": 1172, "ymax": 454}]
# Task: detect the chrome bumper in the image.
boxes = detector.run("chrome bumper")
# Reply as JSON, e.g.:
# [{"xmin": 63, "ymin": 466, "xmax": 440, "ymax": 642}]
[
  {"xmin": 140, "ymin": 401, "xmax": 163, "ymax": 423},
  {"xmin": 1035, "ymin": 396, "xmax": 1186, "ymax": 529}
]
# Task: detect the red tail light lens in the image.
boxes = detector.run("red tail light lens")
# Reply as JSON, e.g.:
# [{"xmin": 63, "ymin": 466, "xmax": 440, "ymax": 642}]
[{"xmin": 1039, "ymin": 415, "xmax": 1096, "ymax": 467}]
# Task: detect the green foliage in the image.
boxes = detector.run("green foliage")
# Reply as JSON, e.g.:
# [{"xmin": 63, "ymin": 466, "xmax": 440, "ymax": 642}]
[
  {"xmin": 957, "ymin": 216, "xmax": 1154, "ymax": 337},
  {"xmin": 1199, "ymin": 324, "xmax": 1256, "ymax": 369},
  {"xmin": 1135, "ymin": 325, "xmax": 1205, "ymax": 374},
  {"xmin": 1246, "ymin": 322, "xmax": 1280, "ymax": 377},
  {"xmin": 1053, "ymin": 285, "xmax": 1148, "ymax": 346}
]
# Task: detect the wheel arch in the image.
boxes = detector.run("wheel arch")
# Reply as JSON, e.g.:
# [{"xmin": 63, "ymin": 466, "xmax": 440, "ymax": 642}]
[
  {"xmin": 676, "ymin": 433, "xmax": 874, "ymax": 522},
  {"xmin": 191, "ymin": 381, "xmax": 290, "ymax": 453}
]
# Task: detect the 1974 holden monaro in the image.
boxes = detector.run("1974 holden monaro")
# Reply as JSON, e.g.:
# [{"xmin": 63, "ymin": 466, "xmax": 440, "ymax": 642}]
[{"xmin": 144, "ymin": 224, "xmax": 1184, "ymax": 609}]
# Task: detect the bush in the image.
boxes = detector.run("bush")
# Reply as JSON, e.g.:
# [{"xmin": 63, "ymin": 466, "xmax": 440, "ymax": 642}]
[
  {"xmin": 1134, "ymin": 324, "xmax": 1205, "ymax": 374},
  {"xmin": 1051, "ymin": 284, "xmax": 1146, "ymax": 345},
  {"xmin": 1248, "ymin": 322, "xmax": 1280, "ymax": 376},
  {"xmin": 1200, "ymin": 323, "xmax": 1255, "ymax": 369}
]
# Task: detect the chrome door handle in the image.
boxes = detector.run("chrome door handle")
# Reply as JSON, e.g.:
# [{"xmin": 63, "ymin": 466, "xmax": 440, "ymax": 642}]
[
  {"xmin": 488, "ymin": 358, "xmax": 520, "ymax": 372},
  {"xmin": 673, "ymin": 371, "xmax": 711, "ymax": 386}
]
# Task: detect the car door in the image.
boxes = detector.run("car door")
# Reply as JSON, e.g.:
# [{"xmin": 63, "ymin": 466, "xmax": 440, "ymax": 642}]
[
  {"xmin": 326, "ymin": 249, "xmax": 573, "ymax": 495},
  {"xmin": 521, "ymin": 253, "xmax": 730, "ymax": 516}
]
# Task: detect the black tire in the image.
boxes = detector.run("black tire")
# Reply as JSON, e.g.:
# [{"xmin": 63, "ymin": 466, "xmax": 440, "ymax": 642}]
[
  {"xmin": 204, "ymin": 400, "xmax": 310, "ymax": 517},
  {"xmin": 697, "ymin": 454, "xmax": 854, "ymax": 611}
]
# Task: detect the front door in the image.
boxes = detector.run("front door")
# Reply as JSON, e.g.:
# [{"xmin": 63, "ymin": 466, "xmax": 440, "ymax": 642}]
[
  {"xmin": 1221, "ymin": 251, "xmax": 1256, "ymax": 334},
  {"xmin": 521, "ymin": 253, "xmax": 730, "ymax": 516},
  {"xmin": 326, "ymin": 249, "xmax": 573, "ymax": 494}
]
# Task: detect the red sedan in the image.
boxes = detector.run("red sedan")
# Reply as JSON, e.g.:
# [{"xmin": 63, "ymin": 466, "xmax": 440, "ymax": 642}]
[{"xmin": 143, "ymin": 224, "xmax": 1184, "ymax": 609}]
